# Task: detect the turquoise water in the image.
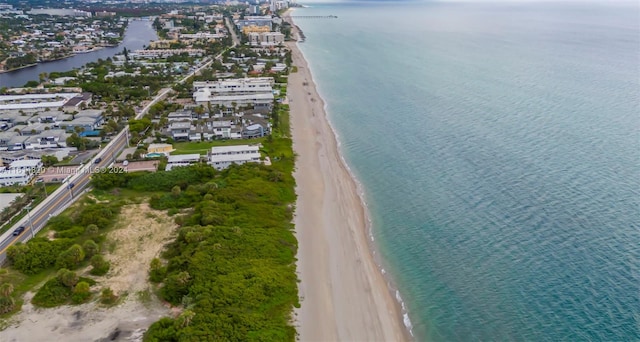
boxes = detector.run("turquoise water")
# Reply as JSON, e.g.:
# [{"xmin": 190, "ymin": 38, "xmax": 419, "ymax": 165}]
[{"xmin": 295, "ymin": 1, "xmax": 640, "ymax": 341}]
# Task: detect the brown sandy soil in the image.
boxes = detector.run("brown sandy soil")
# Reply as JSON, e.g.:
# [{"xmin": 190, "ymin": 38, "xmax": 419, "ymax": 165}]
[{"xmin": 1, "ymin": 203, "xmax": 177, "ymax": 342}]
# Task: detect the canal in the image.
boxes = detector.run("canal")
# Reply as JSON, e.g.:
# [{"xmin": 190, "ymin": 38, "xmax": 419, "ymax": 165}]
[{"xmin": 0, "ymin": 19, "xmax": 158, "ymax": 88}]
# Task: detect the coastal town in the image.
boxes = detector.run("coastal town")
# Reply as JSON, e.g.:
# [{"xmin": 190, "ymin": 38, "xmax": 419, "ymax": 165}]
[{"xmin": 0, "ymin": 1, "xmax": 410, "ymax": 341}]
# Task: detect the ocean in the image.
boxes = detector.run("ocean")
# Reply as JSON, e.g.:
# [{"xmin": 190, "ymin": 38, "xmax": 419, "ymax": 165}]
[{"xmin": 293, "ymin": 1, "xmax": 640, "ymax": 341}]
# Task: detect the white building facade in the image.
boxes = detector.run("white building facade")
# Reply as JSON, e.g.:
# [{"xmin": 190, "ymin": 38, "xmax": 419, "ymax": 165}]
[{"xmin": 208, "ymin": 145, "xmax": 261, "ymax": 170}]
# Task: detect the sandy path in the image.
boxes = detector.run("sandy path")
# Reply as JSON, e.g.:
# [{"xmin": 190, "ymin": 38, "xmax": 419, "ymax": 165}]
[
  {"xmin": 1, "ymin": 203, "xmax": 175, "ymax": 341},
  {"xmin": 288, "ymin": 26, "xmax": 410, "ymax": 342}
]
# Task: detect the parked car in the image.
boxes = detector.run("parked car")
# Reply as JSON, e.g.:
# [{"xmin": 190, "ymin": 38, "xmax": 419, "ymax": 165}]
[
  {"xmin": 122, "ymin": 160, "xmax": 129, "ymax": 166},
  {"xmin": 12, "ymin": 226, "xmax": 25, "ymax": 236}
]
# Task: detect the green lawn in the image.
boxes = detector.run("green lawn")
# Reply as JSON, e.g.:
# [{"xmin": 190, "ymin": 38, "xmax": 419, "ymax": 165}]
[{"xmin": 172, "ymin": 138, "xmax": 265, "ymax": 155}]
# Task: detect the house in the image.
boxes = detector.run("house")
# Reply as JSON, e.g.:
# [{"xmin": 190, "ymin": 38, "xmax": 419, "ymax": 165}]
[
  {"xmin": 147, "ymin": 143, "xmax": 174, "ymax": 156},
  {"xmin": 242, "ymin": 123, "xmax": 268, "ymax": 139},
  {"xmin": 208, "ymin": 144, "xmax": 261, "ymax": 170},
  {"xmin": 165, "ymin": 154, "xmax": 201, "ymax": 171},
  {"xmin": 168, "ymin": 121, "xmax": 192, "ymax": 141}
]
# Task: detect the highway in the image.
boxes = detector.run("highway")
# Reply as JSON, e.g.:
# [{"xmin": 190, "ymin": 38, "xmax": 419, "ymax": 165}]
[{"xmin": 0, "ymin": 49, "xmax": 225, "ymax": 263}]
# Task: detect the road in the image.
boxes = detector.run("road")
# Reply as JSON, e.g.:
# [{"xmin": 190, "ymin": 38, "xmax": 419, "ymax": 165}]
[{"xmin": 0, "ymin": 52, "xmax": 222, "ymax": 263}]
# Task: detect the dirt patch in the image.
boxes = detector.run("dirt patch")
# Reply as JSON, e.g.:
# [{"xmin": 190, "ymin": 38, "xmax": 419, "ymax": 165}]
[
  {"xmin": 102, "ymin": 203, "xmax": 177, "ymax": 295},
  {"xmin": 1, "ymin": 203, "xmax": 178, "ymax": 341}
]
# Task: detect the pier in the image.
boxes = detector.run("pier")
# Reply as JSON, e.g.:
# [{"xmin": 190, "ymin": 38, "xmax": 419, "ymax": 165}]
[{"xmin": 290, "ymin": 15, "xmax": 338, "ymax": 19}]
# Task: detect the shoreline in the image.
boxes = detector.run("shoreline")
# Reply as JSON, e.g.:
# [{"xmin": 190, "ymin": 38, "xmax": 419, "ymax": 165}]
[{"xmin": 286, "ymin": 11, "xmax": 412, "ymax": 341}]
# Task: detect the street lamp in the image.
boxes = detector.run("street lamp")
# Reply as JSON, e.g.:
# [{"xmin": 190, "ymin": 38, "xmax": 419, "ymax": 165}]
[
  {"xmin": 25, "ymin": 206, "xmax": 35, "ymax": 239},
  {"xmin": 41, "ymin": 181, "xmax": 47, "ymax": 197}
]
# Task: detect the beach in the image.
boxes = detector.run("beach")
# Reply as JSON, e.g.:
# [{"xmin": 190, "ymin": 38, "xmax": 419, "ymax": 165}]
[{"xmin": 287, "ymin": 17, "xmax": 410, "ymax": 342}]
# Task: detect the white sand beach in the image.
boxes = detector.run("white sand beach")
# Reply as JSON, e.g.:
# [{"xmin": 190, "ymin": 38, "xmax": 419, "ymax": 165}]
[{"xmin": 287, "ymin": 19, "xmax": 410, "ymax": 342}]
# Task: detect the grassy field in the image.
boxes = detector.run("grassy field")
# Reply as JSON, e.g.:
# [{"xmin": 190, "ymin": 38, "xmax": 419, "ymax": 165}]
[{"xmin": 172, "ymin": 138, "xmax": 265, "ymax": 155}]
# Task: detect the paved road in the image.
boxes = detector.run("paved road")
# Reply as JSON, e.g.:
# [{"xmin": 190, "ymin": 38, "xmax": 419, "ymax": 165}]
[
  {"xmin": 0, "ymin": 36, "xmax": 234, "ymax": 264},
  {"xmin": 0, "ymin": 134, "xmax": 128, "ymax": 262}
]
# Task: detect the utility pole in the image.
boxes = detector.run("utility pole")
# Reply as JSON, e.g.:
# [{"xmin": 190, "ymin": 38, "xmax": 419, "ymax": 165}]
[{"xmin": 26, "ymin": 206, "xmax": 35, "ymax": 239}]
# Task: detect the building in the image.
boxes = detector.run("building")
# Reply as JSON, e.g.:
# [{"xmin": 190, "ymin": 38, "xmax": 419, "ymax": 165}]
[
  {"xmin": 168, "ymin": 121, "xmax": 192, "ymax": 141},
  {"xmin": 192, "ymin": 78, "xmax": 275, "ymax": 109},
  {"xmin": 242, "ymin": 123, "xmax": 269, "ymax": 139},
  {"xmin": 0, "ymin": 169, "xmax": 31, "ymax": 186},
  {"xmin": 242, "ymin": 25, "xmax": 271, "ymax": 35},
  {"xmin": 165, "ymin": 154, "xmax": 201, "ymax": 171},
  {"xmin": 0, "ymin": 93, "xmax": 80, "ymax": 111},
  {"xmin": 64, "ymin": 110, "xmax": 103, "ymax": 132},
  {"xmin": 9, "ymin": 159, "xmax": 42, "ymax": 173},
  {"xmin": 235, "ymin": 16, "xmax": 273, "ymax": 31},
  {"xmin": 147, "ymin": 143, "xmax": 174, "ymax": 156},
  {"xmin": 24, "ymin": 130, "xmax": 68, "ymax": 149},
  {"xmin": 208, "ymin": 144, "xmax": 261, "ymax": 170},
  {"xmin": 248, "ymin": 32, "xmax": 284, "ymax": 46},
  {"xmin": 130, "ymin": 49, "xmax": 205, "ymax": 59}
]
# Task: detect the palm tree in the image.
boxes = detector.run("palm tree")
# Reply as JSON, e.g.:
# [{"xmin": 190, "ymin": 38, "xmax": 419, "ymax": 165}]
[{"xmin": 178, "ymin": 310, "xmax": 195, "ymax": 327}]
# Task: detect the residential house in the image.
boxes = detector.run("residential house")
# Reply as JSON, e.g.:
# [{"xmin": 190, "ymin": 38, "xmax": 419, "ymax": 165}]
[
  {"xmin": 168, "ymin": 121, "xmax": 192, "ymax": 141},
  {"xmin": 242, "ymin": 123, "xmax": 269, "ymax": 139}
]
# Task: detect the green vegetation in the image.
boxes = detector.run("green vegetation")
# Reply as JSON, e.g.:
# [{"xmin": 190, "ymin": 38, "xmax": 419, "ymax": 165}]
[
  {"xmin": 172, "ymin": 138, "xmax": 266, "ymax": 155},
  {"xmin": 31, "ymin": 270, "xmax": 96, "ymax": 307},
  {"xmin": 91, "ymin": 118, "xmax": 297, "ymax": 341},
  {"xmin": 2, "ymin": 193, "xmax": 124, "ymax": 312}
]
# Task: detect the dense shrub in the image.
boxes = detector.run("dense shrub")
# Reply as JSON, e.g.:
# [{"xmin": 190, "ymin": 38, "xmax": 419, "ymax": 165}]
[
  {"xmin": 32, "ymin": 274, "xmax": 95, "ymax": 308},
  {"xmin": 89, "ymin": 255, "xmax": 110, "ymax": 276},
  {"xmin": 54, "ymin": 226, "xmax": 85, "ymax": 239},
  {"xmin": 7, "ymin": 238, "xmax": 74, "ymax": 274},
  {"xmin": 55, "ymin": 244, "xmax": 86, "ymax": 270}
]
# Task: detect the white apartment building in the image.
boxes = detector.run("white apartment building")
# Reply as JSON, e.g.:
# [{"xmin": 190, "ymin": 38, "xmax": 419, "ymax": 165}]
[
  {"xmin": 0, "ymin": 169, "xmax": 31, "ymax": 186},
  {"xmin": 248, "ymin": 32, "xmax": 284, "ymax": 46},
  {"xmin": 193, "ymin": 78, "xmax": 275, "ymax": 108},
  {"xmin": 208, "ymin": 145, "xmax": 261, "ymax": 170},
  {"xmin": 165, "ymin": 154, "xmax": 201, "ymax": 171},
  {"xmin": 0, "ymin": 93, "xmax": 80, "ymax": 110},
  {"xmin": 193, "ymin": 77, "xmax": 274, "ymax": 93}
]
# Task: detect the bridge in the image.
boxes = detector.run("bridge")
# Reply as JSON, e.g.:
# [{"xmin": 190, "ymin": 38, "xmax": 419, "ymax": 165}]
[{"xmin": 290, "ymin": 15, "xmax": 338, "ymax": 19}]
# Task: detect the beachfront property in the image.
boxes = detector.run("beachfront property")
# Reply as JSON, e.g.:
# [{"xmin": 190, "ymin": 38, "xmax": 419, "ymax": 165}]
[
  {"xmin": 207, "ymin": 144, "xmax": 262, "ymax": 170},
  {"xmin": 192, "ymin": 77, "xmax": 275, "ymax": 109},
  {"xmin": 165, "ymin": 154, "xmax": 201, "ymax": 171},
  {"xmin": 248, "ymin": 32, "xmax": 285, "ymax": 47}
]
